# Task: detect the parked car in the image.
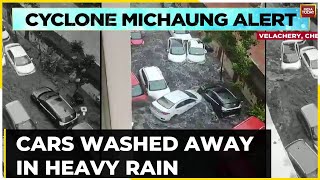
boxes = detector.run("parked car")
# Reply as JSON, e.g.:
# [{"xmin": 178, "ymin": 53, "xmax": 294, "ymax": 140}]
[
  {"xmin": 139, "ymin": 66, "xmax": 170, "ymax": 100},
  {"xmin": 169, "ymin": 30, "xmax": 192, "ymax": 41},
  {"xmin": 130, "ymin": 31, "xmax": 144, "ymax": 45},
  {"xmin": 31, "ymin": 87, "xmax": 78, "ymax": 128},
  {"xmin": 131, "ymin": 72, "xmax": 148, "ymax": 102},
  {"xmin": 297, "ymin": 103, "xmax": 317, "ymax": 150},
  {"xmin": 187, "ymin": 38, "xmax": 207, "ymax": 64},
  {"xmin": 280, "ymin": 40, "xmax": 302, "ymax": 70},
  {"xmin": 197, "ymin": 84, "xmax": 242, "ymax": 117},
  {"xmin": 167, "ymin": 37, "xmax": 186, "ymax": 62},
  {"xmin": 2, "ymin": 25, "xmax": 10, "ymax": 42},
  {"xmin": 161, "ymin": 3, "xmax": 176, "ymax": 8},
  {"xmin": 70, "ymin": 122, "xmax": 93, "ymax": 130},
  {"xmin": 233, "ymin": 116, "xmax": 265, "ymax": 130},
  {"xmin": 296, "ymin": 41, "xmax": 318, "ymax": 79},
  {"xmin": 150, "ymin": 90, "xmax": 202, "ymax": 121},
  {"xmin": 4, "ymin": 43, "xmax": 36, "ymax": 76},
  {"xmin": 285, "ymin": 139, "xmax": 318, "ymax": 178},
  {"xmin": 4, "ymin": 100, "xmax": 37, "ymax": 129}
]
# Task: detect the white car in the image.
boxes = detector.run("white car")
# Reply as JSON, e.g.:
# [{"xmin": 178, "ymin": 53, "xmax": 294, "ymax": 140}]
[
  {"xmin": 139, "ymin": 66, "xmax": 170, "ymax": 100},
  {"xmin": 280, "ymin": 40, "xmax": 302, "ymax": 70},
  {"xmin": 4, "ymin": 43, "xmax": 36, "ymax": 76},
  {"xmin": 169, "ymin": 30, "xmax": 192, "ymax": 41},
  {"xmin": 167, "ymin": 37, "xmax": 186, "ymax": 63},
  {"xmin": 187, "ymin": 38, "xmax": 207, "ymax": 64},
  {"xmin": 2, "ymin": 25, "xmax": 10, "ymax": 42},
  {"xmin": 296, "ymin": 41, "xmax": 318, "ymax": 79},
  {"xmin": 150, "ymin": 90, "xmax": 202, "ymax": 121}
]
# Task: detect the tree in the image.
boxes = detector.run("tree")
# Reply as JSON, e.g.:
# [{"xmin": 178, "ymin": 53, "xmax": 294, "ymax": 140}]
[{"xmin": 70, "ymin": 40, "xmax": 84, "ymax": 56}]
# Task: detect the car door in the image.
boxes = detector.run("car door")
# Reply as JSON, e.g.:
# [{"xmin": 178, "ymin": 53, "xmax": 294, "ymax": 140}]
[
  {"xmin": 175, "ymin": 100, "xmax": 187, "ymax": 115},
  {"xmin": 206, "ymin": 91, "xmax": 221, "ymax": 111},
  {"xmin": 183, "ymin": 99, "xmax": 197, "ymax": 112},
  {"xmin": 302, "ymin": 53, "xmax": 311, "ymax": 70}
]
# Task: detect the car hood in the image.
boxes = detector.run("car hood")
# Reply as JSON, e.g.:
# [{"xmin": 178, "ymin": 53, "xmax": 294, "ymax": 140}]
[
  {"xmin": 168, "ymin": 53, "xmax": 186, "ymax": 62},
  {"xmin": 15, "ymin": 63, "xmax": 35, "ymax": 75},
  {"xmin": 187, "ymin": 54, "xmax": 206, "ymax": 63}
]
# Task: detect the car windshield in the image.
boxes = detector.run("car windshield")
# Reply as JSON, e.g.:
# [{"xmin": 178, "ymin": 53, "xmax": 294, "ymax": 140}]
[
  {"xmin": 131, "ymin": 32, "xmax": 141, "ymax": 40},
  {"xmin": 311, "ymin": 59, "xmax": 318, "ymax": 69},
  {"xmin": 312, "ymin": 126, "xmax": 318, "ymax": 140},
  {"xmin": 171, "ymin": 47, "xmax": 185, "ymax": 55},
  {"xmin": 132, "ymin": 84, "xmax": 143, "ymax": 97},
  {"xmin": 39, "ymin": 91, "xmax": 57, "ymax": 101},
  {"xmin": 16, "ymin": 120, "xmax": 35, "ymax": 129},
  {"xmin": 15, "ymin": 55, "xmax": 31, "ymax": 66},
  {"xmin": 149, "ymin": 80, "xmax": 167, "ymax": 91},
  {"xmin": 174, "ymin": 30, "xmax": 189, "ymax": 34},
  {"xmin": 183, "ymin": 91, "xmax": 197, "ymax": 99},
  {"xmin": 189, "ymin": 47, "xmax": 205, "ymax": 55},
  {"xmin": 157, "ymin": 96, "xmax": 174, "ymax": 109}
]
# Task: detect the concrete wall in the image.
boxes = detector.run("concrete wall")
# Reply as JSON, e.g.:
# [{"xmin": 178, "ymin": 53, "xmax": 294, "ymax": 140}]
[{"xmin": 102, "ymin": 3, "xmax": 132, "ymax": 129}]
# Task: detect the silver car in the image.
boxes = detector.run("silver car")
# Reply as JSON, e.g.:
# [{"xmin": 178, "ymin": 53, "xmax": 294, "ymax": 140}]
[
  {"xmin": 298, "ymin": 103, "xmax": 317, "ymax": 150},
  {"xmin": 286, "ymin": 139, "xmax": 317, "ymax": 178}
]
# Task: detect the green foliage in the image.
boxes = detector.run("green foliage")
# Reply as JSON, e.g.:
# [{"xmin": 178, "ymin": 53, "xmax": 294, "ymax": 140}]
[
  {"xmin": 81, "ymin": 54, "xmax": 96, "ymax": 68},
  {"xmin": 204, "ymin": 31, "xmax": 256, "ymax": 80},
  {"xmin": 248, "ymin": 103, "xmax": 265, "ymax": 121},
  {"xmin": 232, "ymin": 81, "xmax": 244, "ymax": 91},
  {"xmin": 70, "ymin": 40, "xmax": 84, "ymax": 55}
]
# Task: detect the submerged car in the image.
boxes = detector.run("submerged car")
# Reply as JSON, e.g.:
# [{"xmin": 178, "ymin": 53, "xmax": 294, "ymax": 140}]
[
  {"xmin": 280, "ymin": 40, "xmax": 302, "ymax": 70},
  {"xmin": 187, "ymin": 38, "xmax": 207, "ymax": 64},
  {"xmin": 130, "ymin": 31, "xmax": 144, "ymax": 45},
  {"xmin": 139, "ymin": 66, "xmax": 170, "ymax": 100},
  {"xmin": 2, "ymin": 25, "xmax": 10, "ymax": 42},
  {"xmin": 198, "ymin": 84, "xmax": 242, "ymax": 117},
  {"xmin": 150, "ymin": 90, "xmax": 202, "ymax": 121},
  {"xmin": 5, "ymin": 100, "xmax": 37, "ymax": 130},
  {"xmin": 297, "ymin": 103, "xmax": 318, "ymax": 150},
  {"xmin": 4, "ymin": 43, "xmax": 36, "ymax": 76},
  {"xmin": 169, "ymin": 30, "xmax": 192, "ymax": 41},
  {"xmin": 131, "ymin": 72, "xmax": 148, "ymax": 103},
  {"xmin": 31, "ymin": 87, "xmax": 78, "ymax": 128},
  {"xmin": 233, "ymin": 116, "xmax": 265, "ymax": 130},
  {"xmin": 286, "ymin": 139, "xmax": 318, "ymax": 178},
  {"xmin": 167, "ymin": 37, "xmax": 186, "ymax": 62},
  {"xmin": 296, "ymin": 41, "xmax": 318, "ymax": 79}
]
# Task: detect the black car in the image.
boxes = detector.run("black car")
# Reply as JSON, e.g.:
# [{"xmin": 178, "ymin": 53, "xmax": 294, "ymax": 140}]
[
  {"xmin": 197, "ymin": 84, "xmax": 242, "ymax": 117},
  {"xmin": 31, "ymin": 87, "xmax": 78, "ymax": 128}
]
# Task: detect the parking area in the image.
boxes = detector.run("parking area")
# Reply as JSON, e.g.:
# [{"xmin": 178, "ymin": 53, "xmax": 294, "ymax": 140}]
[
  {"xmin": 2, "ymin": 18, "xmax": 100, "ymax": 129},
  {"xmin": 266, "ymin": 39, "xmax": 317, "ymax": 146},
  {"xmin": 131, "ymin": 3, "xmax": 251, "ymax": 129}
]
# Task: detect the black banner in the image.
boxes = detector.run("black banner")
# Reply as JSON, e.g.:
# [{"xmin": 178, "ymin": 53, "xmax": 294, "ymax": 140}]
[{"xmin": 5, "ymin": 130, "xmax": 271, "ymax": 178}]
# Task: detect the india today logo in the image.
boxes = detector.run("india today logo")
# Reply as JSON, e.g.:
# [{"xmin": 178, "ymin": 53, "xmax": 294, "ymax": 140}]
[{"xmin": 300, "ymin": 4, "xmax": 317, "ymax": 18}]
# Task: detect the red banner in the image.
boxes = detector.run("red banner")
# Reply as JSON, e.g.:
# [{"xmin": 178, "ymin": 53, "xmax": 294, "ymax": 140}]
[{"xmin": 256, "ymin": 31, "xmax": 318, "ymax": 40}]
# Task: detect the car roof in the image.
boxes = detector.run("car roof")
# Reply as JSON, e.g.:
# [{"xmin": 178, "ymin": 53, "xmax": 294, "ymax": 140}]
[
  {"xmin": 9, "ymin": 45, "xmax": 27, "ymax": 57},
  {"xmin": 164, "ymin": 90, "xmax": 189, "ymax": 104},
  {"xmin": 282, "ymin": 40, "xmax": 304, "ymax": 44},
  {"xmin": 5, "ymin": 100, "xmax": 30, "ymax": 124},
  {"xmin": 131, "ymin": 72, "xmax": 139, "ymax": 85},
  {"xmin": 301, "ymin": 103, "xmax": 317, "ymax": 127},
  {"xmin": 233, "ymin": 116, "xmax": 265, "ymax": 130},
  {"xmin": 304, "ymin": 48, "xmax": 318, "ymax": 61},
  {"xmin": 286, "ymin": 139, "xmax": 317, "ymax": 175},
  {"xmin": 143, "ymin": 66, "xmax": 164, "ymax": 81}
]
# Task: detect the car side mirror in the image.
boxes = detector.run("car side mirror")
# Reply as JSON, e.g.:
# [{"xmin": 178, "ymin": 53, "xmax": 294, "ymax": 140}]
[
  {"xmin": 204, "ymin": 49, "xmax": 207, "ymax": 54},
  {"xmin": 30, "ymin": 58, "xmax": 33, "ymax": 61},
  {"xmin": 166, "ymin": 49, "xmax": 169, "ymax": 52}
]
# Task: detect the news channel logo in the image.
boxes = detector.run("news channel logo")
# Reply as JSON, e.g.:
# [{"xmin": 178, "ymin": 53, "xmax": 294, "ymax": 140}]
[{"xmin": 300, "ymin": 4, "xmax": 317, "ymax": 18}]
